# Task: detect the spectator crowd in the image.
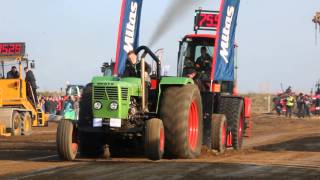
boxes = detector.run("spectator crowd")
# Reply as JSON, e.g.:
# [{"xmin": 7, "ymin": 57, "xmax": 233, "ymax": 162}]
[
  {"xmin": 39, "ymin": 95, "xmax": 80, "ymax": 120},
  {"xmin": 273, "ymin": 86, "xmax": 320, "ymax": 118}
]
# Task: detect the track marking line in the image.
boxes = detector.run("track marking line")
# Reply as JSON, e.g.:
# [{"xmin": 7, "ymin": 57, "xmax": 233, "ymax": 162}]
[
  {"xmin": 0, "ymin": 154, "xmax": 58, "ymax": 166},
  {"xmin": 29, "ymin": 154, "xmax": 58, "ymax": 161}
]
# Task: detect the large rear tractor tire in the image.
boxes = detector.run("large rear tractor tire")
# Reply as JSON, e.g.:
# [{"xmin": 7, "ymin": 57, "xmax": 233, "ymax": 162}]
[
  {"xmin": 219, "ymin": 97, "xmax": 244, "ymax": 150},
  {"xmin": 11, "ymin": 111, "xmax": 21, "ymax": 136},
  {"xmin": 145, "ymin": 118, "xmax": 165, "ymax": 160},
  {"xmin": 57, "ymin": 119, "xmax": 78, "ymax": 161},
  {"xmin": 211, "ymin": 114, "xmax": 227, "ymax": 153},
  {"xmin": 160, "ymin": 85, "xmax": 203, "ymax": 159},
  {"xmin": 21, "ymin": 113, "xmax": 32, "ymax": 136}
]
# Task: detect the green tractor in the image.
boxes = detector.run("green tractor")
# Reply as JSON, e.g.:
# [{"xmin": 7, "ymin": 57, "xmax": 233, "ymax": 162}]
[
  {"xmin": 57, "ymin": 5, "xmax": 252, "ymax": 161},
  {"xmin": 57, "ymin": 46, "xmax": 203, "ymax": 160},
  {"xmin": 57, "ymin": 44, "xmax": 251, "ymax": 161}
]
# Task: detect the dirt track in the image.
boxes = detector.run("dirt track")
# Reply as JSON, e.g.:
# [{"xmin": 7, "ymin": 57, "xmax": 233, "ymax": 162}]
[{"xmin": 1, "ymin": 114, "xmax": 320, "ymax": 180}]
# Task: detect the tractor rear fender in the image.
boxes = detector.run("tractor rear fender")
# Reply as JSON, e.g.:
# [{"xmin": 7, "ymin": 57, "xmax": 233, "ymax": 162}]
[
  {"xmin": 155, "ymin": 77, "xmax": 194, "ymax": 113},
  {"xmin": 244, "ymin": 97, "xmax": 252, "ymax": 119},
  {"xmin": 159, "ymin": 77, "xmax": 194, "ymax": 86}
]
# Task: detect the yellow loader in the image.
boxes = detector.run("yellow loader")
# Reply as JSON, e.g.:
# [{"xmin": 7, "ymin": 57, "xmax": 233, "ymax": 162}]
[{"xmin": 0, "ymin": 42, "xmax": 48, "ymax": 136}]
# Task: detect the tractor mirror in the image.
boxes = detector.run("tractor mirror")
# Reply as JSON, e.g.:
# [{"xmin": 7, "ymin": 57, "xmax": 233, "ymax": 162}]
[
  {"xmin": 30, "ymin": 62, "xmax": 35, "ymax": 69},
  {"xmin": 102, "ymin": 62, "xmax": 114, "ymax": 77},
  {"xmin": 101, "ymin": 66, "xmax": 106, "ymax": 73}
]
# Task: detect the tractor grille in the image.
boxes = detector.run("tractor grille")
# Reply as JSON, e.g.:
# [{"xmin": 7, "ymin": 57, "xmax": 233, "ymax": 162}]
[
  {"xmin": 93, "ymin": 86, "xmax": 118, "ymax": 100},
  {"xmin": 106, "ymin": 87, "xmax": 118, "ymax": 100},
  {"xmin": 93, "ymin": 87, "xmax": 106, "ymax": 99},
  {"xmin": 121, "ymin": 88, "xmax": 128, "ymax": 100}
]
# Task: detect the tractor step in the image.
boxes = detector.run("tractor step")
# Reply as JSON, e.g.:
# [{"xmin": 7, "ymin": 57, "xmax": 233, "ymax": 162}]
[{"xmin": 36, "ymin": 108, "xmax": 43, "ymax": 126}]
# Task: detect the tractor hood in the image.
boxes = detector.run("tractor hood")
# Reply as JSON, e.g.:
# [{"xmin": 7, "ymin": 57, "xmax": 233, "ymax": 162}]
[
  {"xmin": 92, "ymin": 76, "xmax": 142, "ymax": 95},
  {"xmin": 91, "ymin": 76, "xmax": 142, "ymax": 119}
]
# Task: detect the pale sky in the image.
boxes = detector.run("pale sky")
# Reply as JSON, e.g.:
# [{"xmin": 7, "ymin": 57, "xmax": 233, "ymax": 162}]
[{"xmin": 0, "ymin": 0, "xmax": 319, "ymax": 93}]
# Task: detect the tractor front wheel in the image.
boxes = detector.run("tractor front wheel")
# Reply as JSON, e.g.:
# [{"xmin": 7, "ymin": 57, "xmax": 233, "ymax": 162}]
[
  {"xmin": 56, "ymin": 119, "xmax": 78, "ymax": 161},
  {"xmin": 145, "ymin": 118, "xmax": 165, "ymax": 160}
]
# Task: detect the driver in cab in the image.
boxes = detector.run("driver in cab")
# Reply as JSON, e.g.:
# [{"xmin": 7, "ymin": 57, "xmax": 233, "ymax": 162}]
[
  {"xmin": 124, "ymin": 51, "xmax": 151, "ymax": 111},
  {"xmin": 124, "ymin": 51, "xmax": 151, "ymax": 78},
  {"xmin": 195, "ymin": 47, "xmax": 212, "ymax": 79},
  {"xmin": 184, "ymin": 67, "xmax": 206, "ymax": 91},
  {"xmin": 7, "ymin": 66, "xmax": 19, "ymax": 79}
]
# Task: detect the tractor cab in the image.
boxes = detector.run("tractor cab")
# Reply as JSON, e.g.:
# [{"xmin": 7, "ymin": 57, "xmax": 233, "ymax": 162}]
[
  {"xmin": 178, "ymin": 35, "xmax": 237, "ymax": 95},
  {"xmin": 177, "ymin": 34, "xmax": 214, "ymax": 79},
  {"xmin": 177, "ymin": 9, "xmax": 238, "ymax": 95}
]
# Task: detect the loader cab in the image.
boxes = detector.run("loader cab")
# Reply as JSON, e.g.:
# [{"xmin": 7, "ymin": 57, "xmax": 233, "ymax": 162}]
[
  {"xmin": 0, "ymin": 42, "xmax": 49, "ymax": 133},
  {"xmin": 0, "ymin": 57, "xmax": 37, "ymax": 102},
  {"xmin": 0, "ymin": 43, "xmax": 29, "ymax": 101},
  {"xmin": 0, "ymin": 59, "xmax": 34, "ymax": 79},
  {"xmin": 177, "ymin": 34, "xmax": 237, "ymax": 95}
]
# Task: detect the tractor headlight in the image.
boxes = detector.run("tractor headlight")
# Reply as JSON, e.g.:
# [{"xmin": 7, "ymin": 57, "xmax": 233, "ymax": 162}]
[
  {"xmin": 93, "ymin": 101, "xmax": 102, "ymax": 110},
  {"xmin": 109, "ymin": 101, "xmax": 118, "ymax": 110}
]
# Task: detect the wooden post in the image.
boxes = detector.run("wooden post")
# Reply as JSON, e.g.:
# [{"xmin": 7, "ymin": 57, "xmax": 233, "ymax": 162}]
[{"xmin": 267, "ymin": 95, "xmax": 271, "ymax": 113}]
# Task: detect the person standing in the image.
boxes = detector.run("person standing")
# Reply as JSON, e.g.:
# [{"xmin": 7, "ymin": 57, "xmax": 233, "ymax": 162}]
[
  {"xmin": 296, "ymin": 93, "xmax": 305, "ymax": 118},
  {"xmin": 304, "ymin": 95, "xmax": 311, "ymax": 117},
  {"xmin": 56, "ymin": 97, "xmax": 63, "ymax": 115},
  {"xmin": 273, "ymin": 94, "xmax": 282, "ymax": 116},
  {"xmin": 73, "ymin": 96, "xmax": 80, "ymax": 120},
  {"xmin": 40, "ymin": 97, "xmax": 46, "ymax": 112},
  {"xmin": 286, "ymin": 94, "xmax": 295, "ymax": 118},
  {"xmin": 24, "ymin": 67, "xmax": 38, "ymax": 105},
  {"xmin": 315, "ymin": 94, "xmax": 320, "ymax": 116},
  {"xmin": 44, "ymin": 97, "xmax": 50, "ymax": 113},
  {"xmin": 63, "ymin": 96, "xmax": 76, "ymax": 120},
  {"xmin": 48, "ymin": 97, "xmax": 55, "ymax": 114}
]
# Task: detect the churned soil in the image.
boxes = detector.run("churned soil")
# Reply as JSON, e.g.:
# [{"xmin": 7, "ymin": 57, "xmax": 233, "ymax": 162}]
[{"xmin": 1, "ymin": 114, "xmax": 320, "ymax": 179}]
